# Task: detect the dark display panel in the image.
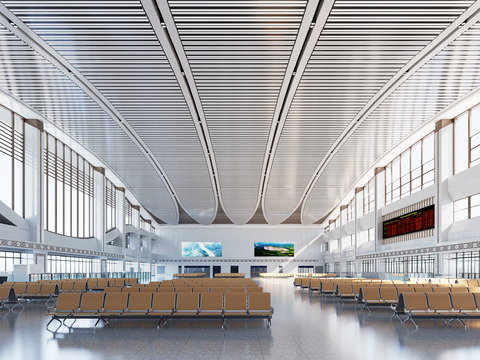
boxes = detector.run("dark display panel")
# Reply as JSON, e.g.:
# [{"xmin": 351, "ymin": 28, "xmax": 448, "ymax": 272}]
[{"xmin": 383, "ymin": 205, "xmax": 434, "ymax": 239}]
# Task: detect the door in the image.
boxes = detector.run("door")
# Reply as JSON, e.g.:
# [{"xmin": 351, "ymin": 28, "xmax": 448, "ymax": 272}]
[
  {"xmin": 230, "ymin": 266, "xmax": 239, "ymax": 273},
  {"xmin": 212, "ymin": 266, "xmax": 221, "ymax": 278},
  {"xmin": 184, "ymin": 266, "xmax": 211, "ymax": 278},
  {"xmin": 250, "ymin": 266, "xmax": 267, "ymax": 278}
]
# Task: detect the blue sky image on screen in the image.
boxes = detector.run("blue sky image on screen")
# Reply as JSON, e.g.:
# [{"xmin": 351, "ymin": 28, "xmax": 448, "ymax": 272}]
[{"xmin": 182, "ymin": 242, "xmax": 222, "ymax": 257}]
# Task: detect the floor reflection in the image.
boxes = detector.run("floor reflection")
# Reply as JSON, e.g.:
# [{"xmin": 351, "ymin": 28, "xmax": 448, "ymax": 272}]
[{"xmin": 0, "ymin": 279, "xmax": 480, "ymax": 359}]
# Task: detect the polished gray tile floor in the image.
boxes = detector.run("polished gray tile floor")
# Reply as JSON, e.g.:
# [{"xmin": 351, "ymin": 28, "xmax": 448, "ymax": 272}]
[{"xmin": 1, "ymin": 278, "xmax": 480, "ymax": 359}]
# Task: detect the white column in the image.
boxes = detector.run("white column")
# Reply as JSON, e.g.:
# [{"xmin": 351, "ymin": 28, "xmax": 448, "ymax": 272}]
[
  {"xmin": 93, "ymin": 167, "xmax": 105, "ymax": 252},
  {"xmin": 354, "ymin": 187, "xmax": 362, "ymax": 276},
  {"xmin": 24, "ymin": 119, "xmax": 43, "ymax": 244},
  {"xmin": 435, "ymin": 119, "xmax": 454, "ymax": 276},
  {"xmin": 374, "ymin": 167, "xmax": 385, "ymax": 257},
  {"xmin": 117, "ymin": 188, "xmax": 127, "ymax": 271}
]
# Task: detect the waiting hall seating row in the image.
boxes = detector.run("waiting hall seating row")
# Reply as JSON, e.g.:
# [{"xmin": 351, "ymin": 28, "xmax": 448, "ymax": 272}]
[
  {"xmin": 258, "ymin": 273, "xmax": 293, "ymax": 278},
  {"xmin": 173, "ymin": 273, "xmax": 207, "ymax": 278},
  {"xmin": 104, "ymin": 285, "xmax": 263, "ymax": 294},
  {"xmin": 46, "ymin": 291, "xmax": 273, "ymax": 330},
  {"xmin": 0, "ymin": 287, "xmax": 24, "ymax": 310},
  {"xmin": 395, "ymin": 292, "xmax": 480, "ymax": 329},
  {"xmin": 214, "ymin": 273, "xmax": 246, "ymax": 278},
  {"xmin": 295, "ymin": 273, "xmax": 337, "ymax": 278}
]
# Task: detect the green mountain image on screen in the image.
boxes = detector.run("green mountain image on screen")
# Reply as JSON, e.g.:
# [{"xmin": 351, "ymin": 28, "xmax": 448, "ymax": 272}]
[{"xmin": 254, "ymin": 242, "xmax": 294, "ymax": 257}]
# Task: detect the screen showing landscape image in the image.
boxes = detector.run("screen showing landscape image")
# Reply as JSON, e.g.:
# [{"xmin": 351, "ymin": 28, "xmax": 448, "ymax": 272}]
[
  {"xmin": 254, "ymin": 242, "xmax": 294, "ymax": 257},
  {"xmin": 182, "ymin": 242, "xmax": 222, "ymax": 257}
]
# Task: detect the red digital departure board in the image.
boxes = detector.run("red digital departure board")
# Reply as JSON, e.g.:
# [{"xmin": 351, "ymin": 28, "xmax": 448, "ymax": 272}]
[{"xmin": 383, "ymin": 205, "xmax": 434, "ymax": 239}]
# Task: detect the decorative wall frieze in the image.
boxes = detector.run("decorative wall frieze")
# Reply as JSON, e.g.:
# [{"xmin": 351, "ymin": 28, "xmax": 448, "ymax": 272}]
[
  {"xmin": 0, "ymin": 238, "xmax": 123, "ymax": 259},
  {"xmin": 159, "ymin": 259, "xmax": 318, "ymax": 263},
  {"xmin": 356, "ymin": 240, "xmax": 480, "ymax": 260}
]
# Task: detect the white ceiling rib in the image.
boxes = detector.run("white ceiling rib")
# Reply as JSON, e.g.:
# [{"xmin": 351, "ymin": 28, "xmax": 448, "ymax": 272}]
[
  {"xmin": 0, "ymin": 19, "xmax": 178, "ymax": 223},
  {"xmin": 1, "ymin": 0, "xmax": 219, "ymax": 225},
  {"xmin": 302, "ymin": 0, "xmax": 480, "ymax": 224},
  {"xmin": 167, "ymin": 0, "xmax": 309, "ymax": 224},
  {"xmin": 264, "ymin": 0, "xmax": 476, "ymax": 224},
  {"xmin": 261, "ymin": 0, "xmax": 335, "ymax": 224},
  {"xmin": 141, "ymin": 0, "xmax": 221, "ymax": 223},
  {"xmin": 303, "ymin": 19, "xmax": 480, "ymax": 223}
]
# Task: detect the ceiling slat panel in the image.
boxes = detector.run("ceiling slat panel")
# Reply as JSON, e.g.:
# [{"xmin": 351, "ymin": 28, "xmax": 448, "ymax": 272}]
[
  {"xmin": 264, "ymin": 0, "xmax": 474, "ymax": 224},
  {"xmin": 303, "ymin": 21, "xmax": 480, "ymax": 223},
  {"xmin": 0, "ymin": 22, "xmax": 179, "ymax": 223},
  {"xmin": 168, "ymin": 0, "xmax": 308, "ymax": 224},
  {"xmin": 2, "ymin": 0, "xmax": 217, "ymax": 224}
]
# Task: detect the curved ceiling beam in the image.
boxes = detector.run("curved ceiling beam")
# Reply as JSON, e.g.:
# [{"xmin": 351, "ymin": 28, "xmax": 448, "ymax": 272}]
[
  {"xmin": 261, "ymin": 0, "xmax": 336, "ymax": 224},
  {"xmin": 0, "ymin": 3, "xmax": 184, "ymax": 224},
  {"xmin": 0, "ymin": 86, "xmax": 164, "ymax": 227},
  {"xmin": 300, "ymin": 1, "xmax": 480, "ymax": 224},
  {"xmin": 141, "ymin": 0, "xmax": 223, "ymax": 223}
]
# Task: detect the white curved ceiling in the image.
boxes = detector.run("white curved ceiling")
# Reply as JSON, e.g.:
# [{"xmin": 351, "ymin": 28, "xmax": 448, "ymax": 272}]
[{"xmin": 1, "ymin": 0, "xmax": 480, "ymax": 226}]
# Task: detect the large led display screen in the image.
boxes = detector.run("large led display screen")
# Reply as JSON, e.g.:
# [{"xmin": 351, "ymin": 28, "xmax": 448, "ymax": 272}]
[
  {"xmin": 182, "ymin": 242, "xmax": 222, "ymax": 257},
  {"xmin": 383, "ymin": 205, "xmax": 434, "ymax": 239},
  {"xmin": 254, "ymin": 242, "xmax": 294, "ymax": 257}
]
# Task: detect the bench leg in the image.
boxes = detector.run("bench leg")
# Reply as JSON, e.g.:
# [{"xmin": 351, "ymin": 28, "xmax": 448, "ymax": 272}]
[
  {"xmin": 64, "ymin": 318, "xmax": 76, "ymax": 328},
  {"xmin": 403, "ymin": 315, "xmax": 418, "ymax": 329},
  {"xmin": 448, "ymin": 317, "xmax": 466, "ymax": 330}
]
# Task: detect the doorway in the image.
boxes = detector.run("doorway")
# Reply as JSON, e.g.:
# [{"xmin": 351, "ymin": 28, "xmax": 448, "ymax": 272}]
[
  {"xmin": 251, "ymin": 266, "xmax": 267, "ymax": 278},
  {"xmin": 184, "ymin": 266, "xmax": 210, "ymax": 278},
  {"xmin": 230, "ymin": 265, "xmax": 239, "ymax": 273},
  {"xmin": 212, "ymin": 266, "xmax": 221, "ymax": 278}
]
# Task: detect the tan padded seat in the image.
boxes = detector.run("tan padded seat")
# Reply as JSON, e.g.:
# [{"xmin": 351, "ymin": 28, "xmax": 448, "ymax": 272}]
[
  {"xmin": 13, "ymin": 284, "xmax": 27, "ymax": 296},
  {"xmin": 96, "ymin": 279, "xmax": 108, "ymax": 289},
  {"xmin": 140, "ymin": 287, "xmax": 157, "ymax": 293},
  {"xmin": 224, "ymin": 293, "xmax": 247, "ymax": 316},
  {"xmin": 105, "ymin": 287, "xmax": 122, "ymax": 293},
  {"xmin": 87, "ymin": 279, "xmax": 98, "ymax": 289},
  {"xmin": 175, "ymin": 287, "xmax": 193, "ymax": 293},
  {"xmin": 148, "ymin": 293, "xmax": 175, "ymax": 316},
  {"xmin": 301, "ymin": 278, "xmax": 311, "ymax": 289},
  {"xmin": 294, "ymin": 278, "xmax": 302, "ymax": 287},
  {"xmin": 247, "ymin": 287, "xmax": 263, "ymax": 293},
  {"xmin": 60, "ymin": 282, "xmax": 75, "ymax": 292},
  {"xmin": 396, "ymin": 286, "xmax": 415, "ymax": 294},
  {"xmin": 467, "ymin": 279, "xmax": 479, "ymax": 287},
  {"xmin": 122, "ymin": 287, "xmax": 140, "ymax": 293},
  {"xmin": 123, "ymin": 293, "xmax": 152, "ymax": 315},
  {"xmin": 157, "ymin": 287, "xmax": 174, "ymax": 293},
  {"xmin": 402, "ymin": 293, "xmax": 431, "ymax": 315},
  {"xmin": 432, "ymin": 287, "xmax": 451, "ymax": 293},
  {"xmin": 73, "ymin": 281, "xmax": 87, "ymax": 292},
  {"xmin": 450, "ymin": 293, "xmax": 478, "ymax": 314},
  {"xmin": 450, "ymin": 287, "xmax": 468, "ymax": 293},
  {"xmin": 76, "ymin": 292, "xmax": 105, "ymax": 316},
  {"xmin": 174, "ymin": 293, "xmax": 199, "ymax": 316},
  {"xmin": 198, "ymin": 293, "xmax": 223, "ymax": 316},
  {"xmin": 24, "ymin": 284, "xmax": 42, "ymax": 296},
  {"xmin": 228, "ymin": 287, "xmax": 245, "ymax": 293},
  {"xmin": 310, "ymin": 279, "xmax": 321, "ymax": 291},
  {"xmin": 100, "ymin": 293, "xmax": 129, "ymax": 316},
  {"xmin": 415, "ymin": 287, "xmax": 434, "ymax": 293},
  {"xmin": 46, "ymin": 293, "xmax": 81, "ymax": 316},
  {"xmin": 426, "ymin": 293, "xmax": 453, "ymax": 314},
  {"xmin": 468, "ymin": 287, "xmax": 480, "ymax": 293},
  {"xmin": 361, "ymin": 287, "xmax": 382, "ymax": 304},
  {"xmin": 211, "ymin": 287, "xmax": 228, "ymax": 293},
  {"xmin": 248, "ymin": 293, "xmax": 273, "ymax": 316}
]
